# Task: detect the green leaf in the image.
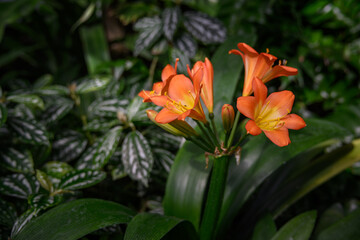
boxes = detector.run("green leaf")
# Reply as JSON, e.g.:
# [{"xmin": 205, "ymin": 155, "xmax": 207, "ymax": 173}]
[
  {"xmin": 0, "ymin": 148, "xmax": 34, "ymax": 173},
  {"xmin": 170, "ymin": 48, "xmax": 190, "ymax": 74},
  {"xmin": 317, "ymin": 208, "xmax": 360, "ymax": 240},
  {"xmin": 0, "ymin": 103, "xmax": 7, "ymax": 127},
  {"xmin": 76, "ymin": 141, "xmax": 100, "ymax": 170},
  {"xmin": 33, "ymin": 74, "xmax": 53, "ymax": 89},
  {"xmin": 134, "ymin": 16, "xmax": 162, "ymax": 56},
  {"xmin": 124, "ymin": 213, "xmax": 198, "ymax": 240},
  {"xmin": 0, "ymin": 198, "xmax": 17, "ymax": 228},
  {"xmin": 71, "ymin": 3, "xmax": 95, "ymax": 32},
  {"xmin": 183, "ymin": 11, "xmax": 226, "ymax": 44},
  {"xmin": 162, "ymin": 7, "xmax": 180, "ymax": 41},
  {"xmin": 80, "ymin": 25, "xmax": 110, "ymax": 75},
  {"xmin": 84, "ymin": 118, "xmax": 120, "ymax": 132},
  {"xmin": 251, "ymin": 214, "xmax": 277, "ymax": 240},
  {"xmin": 35, "ymin": 85, "xmax": 70, "ymax": 96},
  {"xmin": 153, "ymin": 148, "xmax": 175, "ymax": 173},
  {"xmin": 76, "ymin": 76, "xmax": 111, "ymax": 94},
  {"xmin": 88, "ymin": 98, "xmax": 128, "ymax": 118},
  {"xmin": 36, "ymin": 170, "xmax": 53, "ymax": 192},
  {"xmin": 175, "ymin": 33, "xmax": 198, "ymax": 58},
  {"xmin": 126, "ymin": 96, "xmax": 144, "ymax": 122},
  {"xmin": 12, "ymin": 198, "xmax": 135, "ymax": 240},
  {"xmin": 0, "ymin": 174, "xmax": 39, "ymax": 199},
  {"xmin": 163, "ymin": 35, "xmax": 253, "ymax": 229},
  {"xmin": 57, "ymin": 170, "xmax": 106, "ymax": 191},
  {"xmin": 28, "ymin": 194, "xmax": 62, "ymax": 210},
  {"xmin": 8, "ymin": 117, "xmax": 49, "ymax": 145},
  {"xmin": 51, "ymin": 130, "xmax": 87, "ymax": 162},
  {"xmin": 43, "ymin": 161, "xmax": 74, "ymax": 179},
  {"xmin": 271, "ymin": 211, "xmax": 317, "ymax": 240},
  {"xmin": 122, "ymin": 130, "xmax": 154, "ymax": 186},
  {"xmin": 111, "ymin": 164, "xmax": 127, "ymax": 181},
  {"xmin": 41, "ymin": 98, "xmax": 74, "ymax": 125},
  {"xmin": 11, "ymin": 208, "xmax": 40, "ymax": 238},
  {"xmin": 7, "ymin": 94, "xmax": 44, "ymax": 110}
]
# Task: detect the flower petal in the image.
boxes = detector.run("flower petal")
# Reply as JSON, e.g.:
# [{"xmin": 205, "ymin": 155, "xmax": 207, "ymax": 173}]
[
  {"xmin": 283, "ymin": 114, "xmax": 306, "ymax": 130},
  {"xmin": 237, "ymin": 96, "xmax": 256, "ymax": 119},
  {"xmin": 253, "ymin": 77, "xmax": 268, "ymax": 105},
  {"xmin": 237, "ymin": 43, "xmax": 259, "ymax": 57},
  {"xmin": 245, "ymin": 120, "xmax": 262, "ymax": 136},
  {"xmin": 168, "ymin": 74, "xmax": 195, "ymax": 107},
  {"xmin": 263, "ymin": 128, "xmax": 290, "ymax": 147},
  {"xmin": 266, "ymin": 90, "xmax": 295, "ymax": 117},
  {"xmin": 262, "ymin": 65, "xmax": 298, "ymax": 84},
  {"xmin": 138, "ymin": 90, "xmax": 152, "ymax": 102},
  {"xmin": 155, "ymin": 108, "xmax": 180, "ymax": 124},
  {"xmin": 161, "ymin": 64, "xmax": 176, "ymax": 84},
  {"xmin": 151, "ymin": 96, "xmax": 168, "ymax": 107}
]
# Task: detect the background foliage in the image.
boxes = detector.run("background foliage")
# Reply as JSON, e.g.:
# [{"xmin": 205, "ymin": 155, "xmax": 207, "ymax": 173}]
[{"xmin": 0, "ymin": 0, "xmax": 360, "ymax": 239}]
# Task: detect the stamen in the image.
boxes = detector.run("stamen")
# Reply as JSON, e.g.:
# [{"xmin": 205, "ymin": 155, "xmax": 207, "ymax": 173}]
[{"xmin": 266, "ymin": 48, "xmax": 269, "ymax": 54}]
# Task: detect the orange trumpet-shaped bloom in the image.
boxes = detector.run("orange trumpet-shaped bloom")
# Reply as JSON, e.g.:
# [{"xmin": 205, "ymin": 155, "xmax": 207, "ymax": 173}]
[
  {"xmin": 237, "ymin": 77, "xmax": 306, "ymax": 147},
  {"xmin": 229, "ymin": 43, "xmax": 298, "ymax": 96},
  {"xmin": 221, "ymin": 104, "xmax": 235, "ymax": 132},
  {"xmin": 139, "ymin": 59, "xmax": 179, "ymax": 102},
  {"xmin": 187, "ymin": 58, "xmax": 214, "ymax": 113},
  {"xmin": 150, "ymin": 69, "xmax": 207, "ymax": 124}
]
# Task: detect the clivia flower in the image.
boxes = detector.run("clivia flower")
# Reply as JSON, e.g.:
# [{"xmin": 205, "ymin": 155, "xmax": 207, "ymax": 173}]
[
  {"xmin": 237, "ymin": 77, "xmax": 306, "ymax": 147},
  {"xmin": 221, "ymin": 104, "xmax": 235, "ymax": 132},
  {"xmin": 229, "ymin": 43, "xmax": 298, "ymax": 96},
  {"xmin": 187, "ymin": 58, "xmax": 214, "ymax": 114}
]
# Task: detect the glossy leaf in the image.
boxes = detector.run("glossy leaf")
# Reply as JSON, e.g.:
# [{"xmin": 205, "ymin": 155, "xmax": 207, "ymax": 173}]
[
  {"xmin": 33, "ymin": 74, "xmax": 53, "ymax": 89},
  {"xmin": 175, "ymin": 33, "xmax": 198, "ymax": 58},
  {"xmin": 7, "ymin": 94, "xmax": 44, "ymax": 110},
  {"xmin": 76, "ymin": 141, "xmax": 99, "ymax": 170},
  {"xmin": 251, "ymin": 214, "xmax": 277, "ymax": 240},
  {"xmin": 35, "ymin": 85, "xmax": 70, "ymax": 96},
  {"xmin": 79, "ymin": 25, "xmax": 110, "ymax": 75},
  {"xmin": 170, "ymin": 47, "xmax": 190, "ymax": 74},
  {"xmin": 76, "ymin": 76, "xmax": 111, "ymax": 94},
  {"xmin": 153, "ymin": 148, "xmax": 175, "ymax": 173},
  {"xmin": 134, "ymin": 16, "xmax": 162, "ymax": 56},
  {"xmin": 126, "ymin": 96, "xmax": 143, "ymax": 122},
  {"xmin": 11, "ymin": 208, "xmax": 40, "ymax": 238},
  {"xmin": 271, "ymin": 211, "xmax": 316, "ymax": 240},
  {"xmin": 57, "ymin": 170, "xmax": 106, "ymax": 191},
  {"xmin": 0, "ymin": 174, "xmax": 39, "ymax": 199},
  {"xmin": 122, "ymin": 130, "xmax": 154, "ymax": 186},
  {"xmin": 12, "ymin": 198, "xmax": 135, "ymax": 240},
  {"xmin": 43, "ymin": 161, "xmax": 74, "ymax": 179},
  {"xmin": 84, "ymin": 118, "xmax": 119, "ymax": 132},
  {"xmin": 8, "ymin": 117, "xmax": 49, "ymax": 145},
  {"xmin": 124, "ymin": 213, "xmax": 198, "ymax": 240},
  {"xmin": 71, "ymin": 3, "xmax": 95, "ymax": 32},
  {"xmin": 183, "ymin": 11, "xmax": 226, "ymax": 44},
  {"xmin": 51, "ymin": 130, "xmax": 87, "ymax": 162},
  {"xmin": 111, "ymin": 164, "xmax": 127, "ymax": 181},
  {"xmin": 41, "ymin": 98, "xmax": 74, "ymax": 124},
  {"xmin": 88, "ymin": 98, "xmax": 128, "ymax": 118},
  {"xmin": 0, "ymin": 198, "xmax": 17, "ymax": 228},
  {"xmin": 28, "ymin": 193, "xmax": 62, "ymax": 210},
  {"xmin": 0, "ymin": 148, "xmax": 34, "ymax": 173},
  {"xmin": 317, "ymin": 208, "xmax": 360, "ymax": 240},
  {"xmin": 163, "ymin": 36, "xmax": 251, "ymax": 229},
  {"xmin": 36, "ymin": 170, "xmax": 53, "ymax": 192},
  {"xmin": 162, "ymin": 7, "xmax": 180, "ymax": 41},
  {"xmin": 0, "ymin": 103, "xmax": 7, "ymax": 127}
]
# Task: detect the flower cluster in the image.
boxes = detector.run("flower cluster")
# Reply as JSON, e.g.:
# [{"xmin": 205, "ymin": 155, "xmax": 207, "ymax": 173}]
[{"xmin": 139, "ymin": 43, "xmax": 306, "ymax": 149}]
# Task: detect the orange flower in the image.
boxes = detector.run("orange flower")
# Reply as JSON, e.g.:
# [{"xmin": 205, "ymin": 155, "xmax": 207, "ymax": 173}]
[
  {"xmin": 229, "ymin": 43, "xmax": 298, "ymax": 96},
  {"xmin": 139, "ymin": 59, "xmax": 179, "ymax": 102},
  {"xmin": 237, "ymin": 77, "xmax": 306, "ymax": 147},
  {"xmin": 150, "ymin": 68, "xmax": 207, "ymax": 124},
  {"xmin": 221, "ymin": 104, "xmax": 235, "ymax": 132},
  {"xmin": 187, "ymin": 58, "xmax": 214, "ymax": 113}
]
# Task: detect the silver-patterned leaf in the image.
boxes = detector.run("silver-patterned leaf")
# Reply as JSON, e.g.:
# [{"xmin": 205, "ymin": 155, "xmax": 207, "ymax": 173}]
[
  {"xmin": 122, "ymin": 131, "xmax": 154, "ymax": 186},
  {"xmin": 76, "ymin": 76, "xmax": 111, "ymax": 94},
  {"xmin": 43, "ymin": 161, "xmax": 74, "ymax": 179},
  {"xmin": 162, "ymin": 7, "xmax": 180, "ymax": 41},
  {"xmin": 0, "ymin": 103, "xmax": 7, "ymax": 127},
  {"xmin": 111, "ymin": 164, "xmax": 127, "ymax": 181},
  {"xmin": 0, "ymin": 174, "xmax": 39, "ymax": 199},
  {"xmin": 57, "ymin": 170, "xmax": 106, "ymax": 190},
  {"xmin": 170, "ymin": 48, "xmax": 190, "ymax": 74},
  {"xmin": 153, "ymin": 148, "xmax": 175, "ymax": 173},
  {"xmin": 148, "ymin": 131, "xmax": 183, "ymax": 150},
  {"xmin": 51, "ymin": 130, "xmax": 87, "ymax": 162},
  {"xmin": 11, "ymin": 104, "xmax": 35, "ymax": 120},
  {"xmin": 183, "ymin": 11, "xmax": 226, "ymax": 44},
  {"xmin": 174, "ymin": 33, "xmax": 198, "ymax": 58},
  {"xmin": 76, "ymin": 142, "xmax": 100, "ymax": 170},
  {"xmin": 41, "ymin": 98, "xmax": 74, "ymax": 124},
  {"xmin": 11, "ymin": 208, "xmax": 40, "ymax": 238},
  {"xmin": 35, "ymin": 85, "xmax": 70, "ymax": 96},
  {"xmin": 134, "ymin": 16, "xmax": 162, "ymax": 56},
  {"xmin": 0, "ymin": 198, "xmax": 17, "ymax": 228},
  {"xmin": 28, "ymin": 193, "xmax": 62, "ymax": 210},
  {"xmin": 8, "ymin": 117, "xmax": 49, "ymax": 145},
  {"xmin": 7, "ymin": 94, "xmax": 44, "ymax": 110},
  {"xmin": 0, "ymin": 148, "xmax": 34, "ymax": 173},
  {"xmin": 35, "ymin": 170, "xmax": 53, "ymax": 192},
  {"xmin": 33, "ymin": 74, "xmax": 53, "ymax": 89},
  {"xmin": 84, "ymin": 118, "xmax": 119, "ymax": 132},
  {"xmin": 88, "ymin": 98, "xmax": 128, "ymax": 118},
  {"xmin": 126, "ymin": 96, "xmax": 144, "ymax": 122}
]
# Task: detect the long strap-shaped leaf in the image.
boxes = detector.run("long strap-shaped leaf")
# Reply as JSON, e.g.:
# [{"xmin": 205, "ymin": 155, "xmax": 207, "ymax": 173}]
[
  {"xmin": 13, "ymin": 198, "xmax": 136, "ymax": 240},
  {"xmin": 124, "ymin": 213, "xmax": 198, "ymax": 240}
]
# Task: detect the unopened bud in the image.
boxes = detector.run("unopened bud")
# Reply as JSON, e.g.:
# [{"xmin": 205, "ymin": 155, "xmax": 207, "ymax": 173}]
[
  {"xmin": 146, "ymin": 110, "xmax": 197, "ymax": 138},
  {"xmin": 222, "ymin": 104, "xmax": 235, "ymax": 132}
]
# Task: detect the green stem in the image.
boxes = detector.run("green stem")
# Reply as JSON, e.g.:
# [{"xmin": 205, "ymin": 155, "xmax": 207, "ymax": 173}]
[
  {"xmin": 196, "ymin": 121, "xmax": 216, "ymax": 149},
  {"xmin": 148, "ymin": 56, "xmax": 158, "ymax": 86},
  {"xmin": 205, "ymin": 122, "xmax": 221, "ymax": 149},
  {"xmin": 189, "ymin": 137, "xmax": 213, "ymax": 153},
  {"xmin": 226, "ymin": 111, "xmax": 241, "ymax": 148},
  {"xmin": 223, "ymin": 131, "xmax": 230, "ymax": 148},
  {"xmin": 209, "ymin": 113, "xmax": 219, "ymax": 141},
  {"xmin": 199, "ymin": 155, "xmax": 229, "ymax": 240}
]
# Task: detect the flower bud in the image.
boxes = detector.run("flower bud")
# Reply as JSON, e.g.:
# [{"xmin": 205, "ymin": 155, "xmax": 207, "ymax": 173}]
[
  {"xmin": 222, "ymin": 104, "xmax": 235, "ymax": 132},
  {"xmin": 146, "ymin": 110, "xmax": 198, "ymax": 138}
]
